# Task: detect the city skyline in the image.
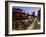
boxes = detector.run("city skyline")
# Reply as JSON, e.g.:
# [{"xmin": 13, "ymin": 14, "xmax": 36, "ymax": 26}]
[{"xmin": 12, "ymin": 6, "xmax": 40, "ymax": 15}]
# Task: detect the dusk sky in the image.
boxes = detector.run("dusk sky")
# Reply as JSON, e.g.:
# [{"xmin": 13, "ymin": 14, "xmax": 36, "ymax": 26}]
[{"xmin": 13, "ymin": 6, "xmax": 40, "ymax": 15}]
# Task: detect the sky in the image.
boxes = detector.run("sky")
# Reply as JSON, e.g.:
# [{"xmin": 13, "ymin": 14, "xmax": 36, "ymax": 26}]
[{"xmin": 13, "ymin": 6, "xmax": 40, "ymax": 15}]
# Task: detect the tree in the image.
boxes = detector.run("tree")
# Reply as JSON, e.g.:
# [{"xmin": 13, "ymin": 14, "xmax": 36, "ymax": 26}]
[
  {"xmin": 32, "ymin": 11, "xmax": 35, "ymax": 16},
  {"xmin": 37, "ymin": 10, "xmax": 40, "ymax": 21},
  {"xmin": 38, "ymin": 10, "xmax": 40, "ymax": 17}
]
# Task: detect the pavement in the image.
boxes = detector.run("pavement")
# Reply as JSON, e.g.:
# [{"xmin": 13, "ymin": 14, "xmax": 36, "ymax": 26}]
[{"xmin": 27, "ymin": 18, "xmax": 39, "ymax": 30}]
